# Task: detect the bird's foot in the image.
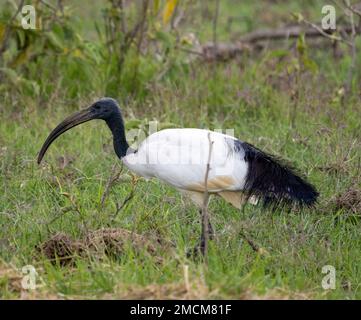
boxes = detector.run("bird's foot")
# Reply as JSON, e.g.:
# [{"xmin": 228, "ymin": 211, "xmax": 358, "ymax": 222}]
[
  {"xmin": 186, "ymin": 219, "xmax": 215, "ymax": 259},
  {"xmin": 207, "ymin": 222, "xmax": 215, "ymax": 240},
  {"xmin": 186, "ymin": 232, "xmax": 213, "ymax": 259},
  {"xmin": 186, "ymin": 240, "xmax": 206, "ymax": 259}
]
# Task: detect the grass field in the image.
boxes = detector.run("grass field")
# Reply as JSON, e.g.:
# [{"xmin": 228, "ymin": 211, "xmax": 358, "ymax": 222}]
[{"xmin": 0, "ymin": 0, "xmax": 360, "ymax": 299}]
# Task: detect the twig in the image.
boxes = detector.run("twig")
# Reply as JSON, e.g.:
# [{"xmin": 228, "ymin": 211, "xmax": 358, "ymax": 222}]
[
  {"xmin": 54, "ymin": 177, "xmax": 86, "ymax": 230},
  {"xmin": 198, "ymin": 24, "xmax": 355, "ymax": 62},
  {"xmin": 239, "ymin": 229, "xmax": 259, "ymax": 252},
  {"xmin": 110, "ymin": 175, "xmax": 138, "ymax": 222},
  {"xmin": 60, "ymin": 192, "xmax": 88, "ymax": 234},
  {"xmin": 239, "ymin": 25, "xmax": 354, "ymax": 44},
  {"xmin": 300, "ymin": 18, "xmax": 352, "ymax": 46},
  {"xmin": 46, "ymin": 206, "xmax": 73, "ymax": 225},
  {"xmin": 113, "ymin": 190, "xmax": 135, "ymax": 217},
  {"xmin": 39, "ymin": 0, "xmax": 58, "ymax": 12},
  {"xmin": 177, "ymin": 46, "xmax": 204, "ymax": 56},
  {"xmin": 200, "ymin": 133, "xmax": 214, "ymax": 258},
  {"xmin": 342, "ymin": 0, "xmax": 361, "ymax": 18},
  {"xmin": 100, "ymin": 163, "xmax": 123, "ymax": 207}
]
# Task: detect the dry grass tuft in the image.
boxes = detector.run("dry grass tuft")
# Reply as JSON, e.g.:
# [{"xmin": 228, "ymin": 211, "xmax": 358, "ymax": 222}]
[
  {"xmin": 85, "ymin": 228, "xmax": 157, "ymax": 255},
  {"xmin": 333, "ymin": 186, "xmax": 361, "ymax": 215},
  {"xmin": 37, "ymin": 228, "xmax": 169, "ymax": 266},
  {"xmin": 36, "ymin": 232, "xmax": 83, "ymax": 266}
]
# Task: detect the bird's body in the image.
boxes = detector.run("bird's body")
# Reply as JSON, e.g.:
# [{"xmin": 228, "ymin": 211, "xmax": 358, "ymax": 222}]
[
  {"xmin": 37, "ymin": 98, "xmax": 319, "ymax": 253},
  {"xmin": 122, "ymin": 128, "xmax": 251, "ymax": 208},
  {"xmin": 122, "ymin": 127, "xmax": 318, "ymax": 208},
  {"xmin": 123, "ymin": 128, "xmax": 247, "ymax": 192}
]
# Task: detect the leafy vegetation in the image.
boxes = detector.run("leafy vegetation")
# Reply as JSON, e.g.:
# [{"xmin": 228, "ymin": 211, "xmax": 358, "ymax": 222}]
[{"xmin": 0, "ymin": 0, "xmax": 360, "ymax": 299}]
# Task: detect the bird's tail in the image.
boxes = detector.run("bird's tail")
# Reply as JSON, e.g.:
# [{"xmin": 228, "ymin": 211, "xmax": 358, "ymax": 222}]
[{"xmin": 241, "ymin": 142, "xmax": 318, "ymax": 207}]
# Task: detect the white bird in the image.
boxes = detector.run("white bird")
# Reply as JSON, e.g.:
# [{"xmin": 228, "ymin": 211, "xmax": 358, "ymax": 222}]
[{"xmin": 38, "ymin": 98, "xmax": 318, "ymax": 252}]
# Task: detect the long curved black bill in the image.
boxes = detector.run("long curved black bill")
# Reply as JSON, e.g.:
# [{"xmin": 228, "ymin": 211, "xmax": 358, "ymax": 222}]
[{"xmin": 37, "ymin": 108, "xmax": 94, "ymax": 164}]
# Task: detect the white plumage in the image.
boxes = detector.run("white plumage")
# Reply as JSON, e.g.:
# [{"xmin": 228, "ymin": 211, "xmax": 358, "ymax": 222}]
[{"xmin": 123, "ymin": 129, "xmax": 248, "ymax": 193}]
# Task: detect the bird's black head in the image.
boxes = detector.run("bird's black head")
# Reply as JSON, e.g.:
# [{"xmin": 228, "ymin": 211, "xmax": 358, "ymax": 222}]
[
  {"xmin": 89, "ymin": 97, "xmax": 121, "ymax": 120},
  {"xmin": 37, "ymin": 97, "xmax": 124, "ymax": 164}
]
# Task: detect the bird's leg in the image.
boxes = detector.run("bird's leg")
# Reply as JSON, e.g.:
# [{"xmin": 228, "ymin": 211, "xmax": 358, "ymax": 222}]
[
  {"xmin": 188, "ymin": 213, "xmax": 213, "ymax": 258},
  {"xmin": 192, "ymin": 193, "xmax": 213, "ymax": 257},
  {"xmin": 199, "ymin": 209, "xmax": 215, "ymax": 239},
  {"xmin": 181, "ymin": 190, "xmax": 214, "ymax": 258},
  {"xmin": 198, "ymin": 133, "xmax": 214, "ymax": 257}
]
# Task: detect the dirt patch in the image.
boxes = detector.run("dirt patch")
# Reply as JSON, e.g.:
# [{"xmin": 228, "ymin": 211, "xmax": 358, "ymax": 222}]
[
  {"xmin": 85, "ymin": 228, "xmax": 159, "ymax": 257},
  {"xmin": 333, "ymin": 186, "xmax": 361, "ymax": 215},
  {"xmin": 37, "ymin": 228, "xmax": 170, "ymax": 266},
  {"xmin": 36, "ymin": 232, "xmax": 84, "ymax": 266}
]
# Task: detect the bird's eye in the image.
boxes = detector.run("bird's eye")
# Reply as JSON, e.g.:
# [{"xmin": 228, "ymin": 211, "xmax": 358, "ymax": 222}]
[{"xmin": 94, "ymin": 105, "xmax": 101, "ymax": 110}]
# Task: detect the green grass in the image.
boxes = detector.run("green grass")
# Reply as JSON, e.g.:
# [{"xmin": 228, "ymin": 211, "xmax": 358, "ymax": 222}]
[{"xmin": 0, "ymin": 0, "xmax": 360, "ymax": 299}]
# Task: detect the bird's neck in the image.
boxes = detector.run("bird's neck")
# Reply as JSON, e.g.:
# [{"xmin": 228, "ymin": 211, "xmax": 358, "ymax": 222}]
[{"xmin": 106, "ymin": 112, "xmax": 129, "ymax": 159}]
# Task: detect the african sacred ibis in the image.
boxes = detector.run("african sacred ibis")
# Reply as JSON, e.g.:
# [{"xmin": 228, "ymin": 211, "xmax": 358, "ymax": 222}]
[{"xmin": 38, "ymin": 98, "xmax": 318, "ymax": 249}]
